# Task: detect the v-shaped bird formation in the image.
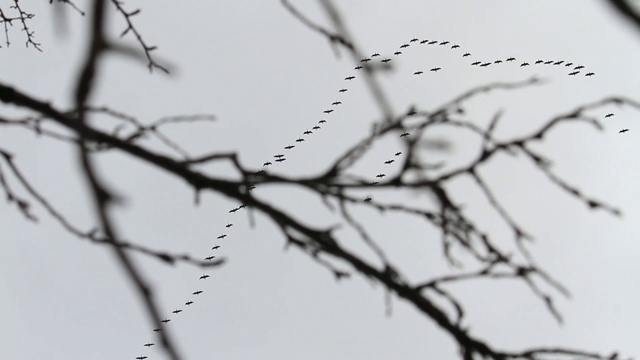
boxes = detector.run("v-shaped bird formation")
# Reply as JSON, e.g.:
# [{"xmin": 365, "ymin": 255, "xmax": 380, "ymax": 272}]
[{"xmin": 128, "ymin": 35, "xmax": 625, "ymax": 359}]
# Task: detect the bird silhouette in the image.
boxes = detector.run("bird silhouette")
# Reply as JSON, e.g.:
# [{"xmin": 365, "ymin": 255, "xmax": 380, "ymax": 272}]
[
  {"xmin": 506, "ymin": 57, "xmax": 516, "ymax": 62},
  {"xmin": 200, "ymin": 274, "xmax": 210, "ymax": 280},
  {"xmin": 400, "ymin": 44, "xmax": 409, "ymax": 49},
  {"xmin": 285, "ymin": 145, "xmax": 295, "ymax": 149},
  {"xmin": 205, "ymin": 256, "xmax": 215, "ymax": 261},
  {"xmin": 160, "ymin": 319, "xmax": 170, "ymax": 323},
  {"xmin": 605, "ymin": 113, "xmax": 614, "ymax": 118},
  {"xmin": 568, "ymin": 71, "xmax": 579, "ymax": 76},
  {"xmin": 430, "ymin": 67, "xmax": 441, "ymax": 72},
  {"xmin": 360, "ymin": 58, "xmax": 371, "ymax": 63},
  {"xmin": 263, "ymin": 161, "xmax": 272, "ymax": 166},
  {"xmin": 585, "ymin": 72, "xmax": 595, "ymax": 76},
  {"xmin": 440, "ymin": 41, "xmax": 450, "ymax": 45},
  {"xmin": 481, "ymin": 62, "xmax": 492, "ymax": 67},
  {"xmin": 428, "ymin": 40, "xmax": 438, "ymax": 45},
  {"xmin": 225, "ymin": 223, "xmax": 233, "ymax": 228},
  {"xmin": 535, "ymin": 60, "xmax": 543, "ymax": 64},
  {"xmin": 553, "ymin": 60, "xmax": 564, "ymax": 65},
  {"xmin": 172, "ymin": 309, "xmax": 182, "ymax": 314},
  {"xmin": 229, "ymin": 208, "xmax": 239, "ymax": 213},
  {"xmin": 295, "ymin": 138, "xmax": 305, "ymax": 142},
  {"xmin": 275, "ymin": 158, "xmax": 286, "ymax": 162},
  {"xmin": 193, "ymin": 290, "xmax": 203, "ymax": 295},
  {"xmin": 394, "ymin": 51, "xmax": 402, "ymax": 55},
  {"xmin": 153, "ymin": 328, "xmax": 162, "ymax": 332},
  {"xmin": 274, "ymin": 154, "xmax": 285, "ymax": 158},
  {"xmin": 355, "ymin": 65, "xmax": 363, "ymax": 70},
  {"xmin": 312, "ymin": 126, "xmax": 320, "ymax": 130},
  {"xmin": 375, "ymin": 174, "xmax": 386, "ymax": 178},
  {"xmin": 494, "ymin": 60, "xmax": 503, "ymax": 64},
  {"xmin": 339, "ymin": 88, "xmax": 348, "ymax": 93},
  {"xmin": 395, "ymin": 152, "xmax": 402, "ymax": 156},
  {"xmin": 384, "ymin": 160, "xmax": 395, "ymax": 164},
  {"xmin": 381, "ymin": 59, "xmax": 391, "ymax": 63},
  {"xmin": 520, "ymin": 62, "xmax": 530, "ymax": 67},
  {"xmin": 414, "ymin": 71, "xmax": 423, "ymax": 75},
  {"xmin": 410, "ymin": 38, "xmax": 419, "ymax": 42},
  {"xmin": 371, "ymin": 53, "xmax": 381, "ymax": 57},
  {"xmin": 185, "ymin": 301, "xmax": 194, "ymax": 306},
  {"xmin": 471, "ymin": 61, "xmax": 481, "ymax": 66},
  {"xmin": 303, "ymin": 130, "xmax": 312, "ymax": 135},
  {"xmin": 544, "ymin": 60, "xmax": 553, "ymax": 64},
  {"xmin": 217, "ymin": 234, "xmax": 227, "ymax": 239},
  {"xmin": 400, "ymin": 132, "xmax": 410, "ymax": 137},
  {"xmin": 619, "ymin": 129, "xmax": 629, "ymax": 133},
  {"xmin": 323, "ymin": 109, "xmax": 334, "ymax": 114},
  {"xmin": 144, "ymin": 343, "xmax": 154, "ymax": 347},
  {"xmin": 419, "ymin": 40, "xmax": 428, "ymax": 44},
  {"xmin": 332, "ymin": 101, "xmax": 342, "ymax": 105},
  {"xmin": 136, "ymin": 357, "xmax": 148, "ymax": 360},
  {"xmin": 565, "ymin": 62, "xmax": 574, "ymax": 67},
  {"xmin": 364, "ymin": 197, "xmax": 372, "ymax": 202},
  {"xmin": 345, "ymin": 76, "xmax": 355, "ymax": 80},
  {"xmin": 574, "ymin": 65, "xmax": 585, "ymax": 70},
  {"xmin": 463, "ymin": 52, "xmax": 471, "ymax": 57},
  {"xmin": 451, "ymin": 44, "xmax": 460, "ymax": 49},
  {"xmin": 212, "ymin": 245, "xmax": 220, "ymax": 250}
]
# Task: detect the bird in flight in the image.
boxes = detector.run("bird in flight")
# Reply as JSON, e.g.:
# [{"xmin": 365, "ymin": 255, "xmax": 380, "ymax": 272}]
[
  {"xmin": 345, "ymin": 76, "xmax": 355, "ymax": 80},
  {"xmin": 193, "ymin": 290, "xmax": 203, "ymax": 295},
  {"xmin": 371, "ymin": 53, "xmax": 381, "ymax": 57},
  {"xmin": 520, "ymin": 62, "xmax": 530, "ymax": 67},
  {"xmin": 355, "ymin": 65, "xmax": 363, "ymax": 70},
  {"xmin": 225, "ymin": 223, "xmax": 233, "ymax": 228},
  {"xmin": 318, "ymin": 120, "xmax": 326, "ymax": 124},
  {"xmin": 400, "ymin": 44, "xmax": 410, "ymax": 48},
  {"xmin": 428, "ymin": 40, "xmax": 438, "ymax": 45},
  {"xmin": 451, "ymin": 44, "xmax": 460, "ymax": 49},
  {"xmin": 339, "ymin": 88, "xmax": 348, "ymax": 93},
  {"xmin": 419, "ymin": 40, "xmax": 428, "ymax": 44},
  {"xmin": 565, "ymin": 62, "xmax": 574, "ymax": 67},
  {"xmin": 200, "ymin": 274, "xmax": 210, "ymax": 280},
  {"xmin": 605, "ymin": 113, "xmax": 614, "ymax": 118},
  {"xmin": 471, "ymin": 61, "xmax": 481, "ymax": 66},
  {"xmin": 430, "ymin": 67, "xmax": 441, "ymax": 72},
  {"xmin": 136, "ymin": 357, "xmax": 148, "ymax": 360},
  {"xmin": 384, "ymin": 160, "xmax": 395, "ymax": 164},
  {"xmin": 410, "ymin": 38, "xmax": 419, "ymax": 42},
  {"xmin": 153, "ymin": 328, "xmax": 162, "ymax": 332},
  {"xmin": 172, "ymin": 309, "xmax": 183, "ymax": 314},
  {"xmin": 440, "ymin": 41, "xmax": 450, "ymax": 45},
  {"xmin": 312, "ymin": 126, "xmax": 320, "ymax": 130},
  {"xmin": 211, "ymin": 245, "xmax": 220, "ymax": 250},
  {"xmin": 217, "ymin": 234, "xmax": 227, "ymax": 239},
  {"xmin": 535, "ymin": 60, "xmax": 543, "ymax": 64},
  {"xmin": 619, "ymin": 129, "xmax": 629, "ymax": 133},
  {"xmin": 568, "ymin": 71, "xmax": 579, "ymax": 76},
  {"xmin": 381, "ymin": 59, "xmax": 391, "ymax": 63},
  {"xmin": 303, "ymin": 130, "xmax": 312, "ymax": 135},
  {"xmin": 463, "ymin": 52, "xmax": 471, "ymax": 57},
  {"xmin": 574, "ymin": 65, "xmax": 585, "ymax": 70},
  {"xmin": 375, "ymin": 174, "xmax": 386, "ymax": 178},
  {"xmin": 160, "ymin": 319, "xmax": 170, "ymax": 323},
  {"xmin": 414, "ymin": 71, "xmax": 423, "ymax": 75},
  {"xmin": 185, "ymin": 301, "xmax": 194, "ymax": 306},
  {"xmin": 285, "ymin": 145, "xmax": 295, "ymax": 149},
  {"xmin": 229, "ymin": 208, "xmax": 239, "ymax": 213},
  {"xmin": 275, "ymin": 158, "xmax": 286, "ymax": 162},
  {"xmin": 394, "ymin": 51, "xmax": 402, "ymax": 55},
  {"xmin": 275, "ymin": 154, "xmax": 285, "ymax": 158},
  {"xmin": 295, "ymin": 138, "xmax": 305, "ymax": 142},
  {"xmin": 400, "ymin": 132, "xmax": 410, "ymax": 137},
  {"xmin": 144, "ymin": 343, "xmax": 154, "ymax": 347},
  {"xmin": 263, "ymin": 161, "xmax": 271, "ymax": 166},
  {"xmin": 360, "ymin": 58, "xmax": 371, "ymax": 63},
  {"xmin": 323, "ymin": 109, "xmax": 334, "ymax": 114},
  {"xmin": 205, "ymin": 256, "xmax": 216, "ymax": 261},
  {"xmin": 585, "ymin": 72, "xmax": 595, "ymax": 76},
  {"xmin": 494, "ymin": 60, "xmax": 503, "ymax": 64},
  {"xmin": 544, "ymin": 60, "xmax": 553, "ymax": 65},
  {"xmin": 506, "ymin": 57, "xmax": 516, "ymax": 62},
  {"xmin": 553, "ymin": 60, "xmax": 564, "ymax": 65},
  {"xmin": 332, "ymin": 101, "xmax": 342, "ymax": 106},
  {"xmin": 395, "ymin": 152, "xmax": 402, "ymax": 156},
  {"xmin": 364, "ymin": 197, "xmax": 372, "ymax": 202},
  {"xmin": 480, "ymin": 62, "xmax": 491, "ymax": 67}
]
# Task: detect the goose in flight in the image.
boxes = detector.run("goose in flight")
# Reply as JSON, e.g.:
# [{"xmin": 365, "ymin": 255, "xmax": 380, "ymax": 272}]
[
  {"xmin": 371, "ymin": 53, "xmax": 381, "ymax": 57},
  {"xmin": 520, "ymin": 62, "xmax": 530, "ymax": 67},
  {"xmin": 312, "ymin": 126, "xmax": 320, "ymax": 130},
  {"xmin": 395, "ymin": 152, "xmax": 402, "ymax": 156},
  {"xmin": 568, "ymin": 71, "xmax": 579, "ymax": 76},
  {"xmin": 323, "ymin": 109, "xmax": 334, "ymax": 114},
  {"xmin": 211, "ymin": 245, "xmax": 220, "ymax": 250},
  {"xmin": 506, "ymin": 57, "xmax": 516, "ymax": 62},
  {"xmin": 394, "ymin": 51, "xmax": 402, "ymax": 55},
  {"xmin": 400, "ymin": 132, "xmax": 410, "ymax": 137},
  {"xmin": 565, "ymin": 62, "xmax": 574, "ymax": 67},
  {"xmin": 364, "ymin": 197, "xmax": 372, "ymax": 202},
  {"xmin": 384, "ymin": 160, "xmax": 395, "ymax": 164},
  {"xmin": 355, "ymin": 65, "xmax": 363, "ymax": 70},
  {"xmin": 430, "ymin": 67, "xmax": 441, "ymax": 72},
  {"xmin": 375, "ymin": 174, "xmax": 386, "ymax": 178},
  {"xmin": 136, "ymin": 357, "xmax": 148, "ymax": 360},
  {"xmin": 535, "ymin": 60, "xmax": 543, "ymax": 64},
  {"xmin": 345, "ymin": 76, "xmax": 356, "ymax": 80},
  {"xmin": 544, "ymin": 60, "xmax": 553, "ymax": 64},
  {"xmin": 200, "ymin": 274, "xmax": 210, "ymax": 280},
  {"xmin": 410, "ymin": 38, "xmax": 419, "ymax": 42},
  {"xmin": 318, "ymin": 120, "xmax": 327, "ymax": 124},
  {"xmin": 160, "ymin": 319, "xmax": 171, "ymax": 323},
  {"xmin": 451, "ymin": 44, "xmax": 460, "ymax": 49},
  {"xmin": 303, "ymin": 130, "xmax": 312, "ymax": 135},
  {"xmin": 463, "ymin": 52, "xmax": 471, "ymax": 57},
  {"xmin": 332, "ymin": 101, "xmax": 342, "ymax": 105},
  {"xmin": 419, "ymin": 40, "xmax": 428, "ymax": 44},
  {"xmin": 428, "ymin": 40, "xmax": 438, "ymax": 44},
  {"xmin": 185, "ymin": 301, "xmax": 194, "ymax": 306},
  {"xmin": 439, "ymin": 41, "xmax": 450, "ymax": 45},
  {"xmin": 553, "ymin": 60, "xmax": 564, "ymax": 65},
  {"xmin": 381, "ymin": 59, "xmax": 391, "ymax": 63},
  {"xmin": 172, "ymin": 309, "xmax": 183, "ymax": 314},
  {"xmin": 205, "ymin": 256, "xmax": 216, "ymax": 261},
  {"xmin": 229, "ymin": 208, "xmax": 239, "ymax": 213},
  {"xmin": 193, "ymin": 290, "xmax": 203, "ymax": 295},
  {"xmin": 217, "ymin": 234, "xmax": 227, "ymax": 239},
  {"xmin": 285, "ymin": 145, "xmax": 295, "ymax": 149},
  {"xmin": 574, "ymin": 65, "xmax": 585, "ymax": 70},
  {"xmin": 494, "ymin": 60, "xmax": 503, "ymax": 64},
  {"xmin": 400, "ymin": 44, "xmax": 410, "ymax": 48},
  {"xmin": 414, "ymin": 71, "xmax": 423, "ymax": 75},
  {"xmin": 585, "ymin": 72, "xmax": 595, "ymax": 77},
  {"xmin": 360, "ymin": 58, "xmax": 371, "ymax": 63},
  {"xmin": 480, "ymin": 62, "xmax": 491, "ymax": 67},
  {"xmin": 605, "ymin": 113, "xmax": 614, "ymax": 118},
  {"xmin": 144, "ymin": 343, "xmax": 154, "ymax": 347},
  {"xmin": 339, "ymin": 88, "xmax": 348, "ymax": 92},
  {"xmin": 275, "ymin": 158, "xmax": 286, "ymax": 162},
  {"xmin": 619, "ymin": 129, "xmax": 629, "ymax": 133},
  {"xmin": 295, "ymin": 138, "xmax": 305, "ymax": 142},
  {"xmin": 153, "ymin": 328, "xmax": 162, "ymax": 332},
  {"xmin": 274, "ymin": 154, "xmax": 285, "ymax": 158},
  {"xmin": 471, "ymin": 61, "xmax": 481, "ymax": 66},
  {"xmin": 225, "ymin": 223, "xmax": 233, "ymax": 228},
  {"xmin": 263, "ymin": 161, "xmax": 272, "ymax": 166}
]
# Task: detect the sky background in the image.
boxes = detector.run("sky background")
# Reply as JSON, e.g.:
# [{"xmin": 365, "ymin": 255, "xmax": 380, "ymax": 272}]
[{"xmin": 2, "ymin": 1, "xmax": 640, "ymax": 359}]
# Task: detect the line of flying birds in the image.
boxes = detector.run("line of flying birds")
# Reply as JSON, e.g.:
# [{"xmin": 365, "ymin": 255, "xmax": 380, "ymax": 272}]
[{"xmin": 129, "ymin": 36, "xmax": 623, "ymax": 360}]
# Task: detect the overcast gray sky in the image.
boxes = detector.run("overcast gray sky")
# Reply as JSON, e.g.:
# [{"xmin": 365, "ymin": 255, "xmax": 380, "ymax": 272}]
[{"xmin": 2, "ymin": 1, "xmax": 640, "ymax": 359}]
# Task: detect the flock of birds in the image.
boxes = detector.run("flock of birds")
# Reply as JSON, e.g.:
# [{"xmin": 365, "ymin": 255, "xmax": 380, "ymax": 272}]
[{"xmin": 129, "ymin": 37, "xmax": 623, "ymax": 360}]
